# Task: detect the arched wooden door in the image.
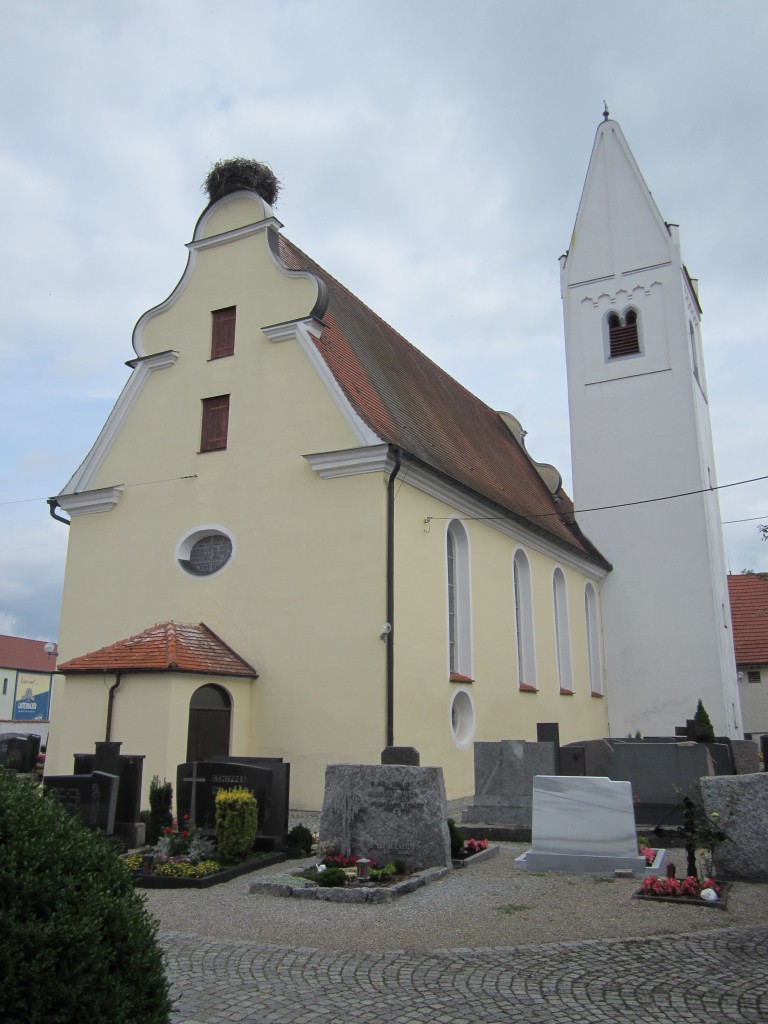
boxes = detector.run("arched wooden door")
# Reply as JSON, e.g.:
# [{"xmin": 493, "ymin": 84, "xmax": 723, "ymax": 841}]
[{"xmin": 186, "ymin": 684, "xmax": 231, "ymax": 761}]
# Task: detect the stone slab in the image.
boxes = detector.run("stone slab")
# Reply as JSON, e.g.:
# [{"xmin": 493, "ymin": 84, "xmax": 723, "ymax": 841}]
[
  {"xmin": 462, "ymin": 740, "xmax": 556, "ymax": 825},
  {"xmin": 44, "ymin": 770, "xmax": 118, "ymax": 835},
  {"xmin": 700, "ymin": 772, "xmax": 768, "ymax": 879},
  {"xmin": 731, "ymin": 739, "xmax": 760, "ymax": 775},
  {"xmin": 612, "ymin": 742, "xmax": 713, "ymax": 826},
  {"xmin": 515, "ymin": 775, "xmax": 646, "ymax": 876},
  {"xmin": 319, "ymin": 763, "xmax": 451, "ymax": 870}
]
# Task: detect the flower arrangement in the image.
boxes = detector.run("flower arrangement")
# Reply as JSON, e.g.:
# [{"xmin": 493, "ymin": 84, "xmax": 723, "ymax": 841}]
[
  {"xmin": 154, "ymin": 814, "xmax": 217, "ymax": 866},
  {"xmin": 463, "ymin": 838, "xmax": 489, "ymax": 856},
  {"xmin": 640, "ymin": 875, "xmax": 722, "ymax": 900},
  {"xmin": 639, "ymin": 846, "xmax": 657, "ymax": 866}
]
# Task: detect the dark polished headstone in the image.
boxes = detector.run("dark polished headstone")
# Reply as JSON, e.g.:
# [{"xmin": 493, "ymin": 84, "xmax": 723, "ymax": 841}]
[
  {"xmin": 761, "ymin": 734, "xmax": 768, "ymax": 771},
  {"xmin": 0, "ymin": 733, "xmax": 40, "ymax": 772},
  {"xmin": 44, "ymin": 771, "xmax": 118, "ymax": 834},
  {"xmin": 381, "ymin": 746, "xmax": 420, "ymax": 766},
  {"xmin": 177, "ymin": 757, "xmax": 289, "ymax": 848},
  {"xmin": 536, "ymin": 723, "xmax": 561, "ymax": 774},
  {"xmin": 74, "ymin": 742, "xmax": 145, "ymax": 825},
  {"xmin": 560, "ymin": 746, "xmax": 586, "ymax": 775}
]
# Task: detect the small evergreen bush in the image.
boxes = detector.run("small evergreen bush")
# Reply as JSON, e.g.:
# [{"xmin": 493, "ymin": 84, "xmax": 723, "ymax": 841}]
[
  {"xmin": 0, "ymin": 770, "xmax": 172, "ymax": 1024},
  {"xmin": 315, "ymin": 866, "xmax": 346, "ymax": 887},
  {"xmin": 215, "ymin": 788, "xmax": 258, "ymax": 863},
  {"xmin": 147, "ymin": 775, "xmax": 173, "ymax": 845},
  {"xmin": 286, "ymin": 823, "xmax": 313, "ymax": 854},
  {"xmin": 693, "ymin": 699, "xmax": 716, "ymax": 743}
]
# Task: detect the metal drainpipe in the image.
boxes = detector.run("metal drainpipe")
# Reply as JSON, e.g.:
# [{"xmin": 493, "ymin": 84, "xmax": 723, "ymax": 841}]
[
  {"xmin": 47, "ymin": 498, "xmax": 70, "ymax": 526},
  {"xmin": 105, "ymin": 672, "xmax": 122, "ymax": 742},
  {"xmin": 386, "ymin": 448, "xmax": 402, "ymax": 748}
]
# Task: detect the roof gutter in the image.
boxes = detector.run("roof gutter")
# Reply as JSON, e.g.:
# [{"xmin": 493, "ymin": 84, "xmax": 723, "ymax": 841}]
[
  {"xmin": 47, "ymin": 498, "xmax": 70, "ymax": 527},
  {"xmin": 385, "ymin": 448, "xmax": 402, "ymax": 748}
]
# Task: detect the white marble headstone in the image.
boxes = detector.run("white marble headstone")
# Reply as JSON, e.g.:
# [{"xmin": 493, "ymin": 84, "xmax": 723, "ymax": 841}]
[{"xmin": 515, "ymin": 776, "xmax": 656, "ymax": 876}]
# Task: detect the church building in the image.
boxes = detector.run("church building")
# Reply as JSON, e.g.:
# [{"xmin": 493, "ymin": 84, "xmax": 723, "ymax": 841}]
[{"xmin": 46, "ymin": 116, "xmax": 742, "ymax": 810}]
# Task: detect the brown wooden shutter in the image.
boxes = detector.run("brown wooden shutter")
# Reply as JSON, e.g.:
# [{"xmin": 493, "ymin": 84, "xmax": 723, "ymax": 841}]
[
  {"xmin": 609, "ymin": 314, "xmax": 640, "ymax": 357},
  {"xmin": 201, "ymin": 395, "xmax": 230, "ymax": 451},
  {"xmin": 211, "ymin": 307, "xmax": 236, "ymax": 359}
]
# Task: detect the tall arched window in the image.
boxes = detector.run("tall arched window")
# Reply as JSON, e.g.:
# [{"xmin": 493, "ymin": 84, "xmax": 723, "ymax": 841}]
[
  {"xmin": 585, "ymin": 583, "xmax": 602, "ymax": 695},
  {"xmin": 553, "ymin": 568, "xmax": 573, "ymax": 693},
  {"xmin": 446, "ymin": 520, "xmax": 472, "ymax": 679},
  {"xmin": 513, "ymin": 549, "xmax": 536, "ymax": 689},
  {"xmin": 186, "ymin": 684, "xmax": 231, "ymax": 761}
]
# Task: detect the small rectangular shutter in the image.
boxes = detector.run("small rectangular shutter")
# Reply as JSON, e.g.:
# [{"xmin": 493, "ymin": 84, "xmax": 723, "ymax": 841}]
[
  {"xmin": 201, "ymin": 395, "xmax": 230, "ymax": 451},
  {"xmin": 211, "ymin": 307, "xmax": 236, "ymax": 359},
  {"xmin": 609, "ymin": 324, "xmax": 640, "ymax": 357}
]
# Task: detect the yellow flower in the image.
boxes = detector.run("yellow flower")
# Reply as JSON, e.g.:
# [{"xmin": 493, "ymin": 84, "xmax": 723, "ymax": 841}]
[{"xmin": 710, "ymin": 811, "xmax": 719, "ymax": 818}]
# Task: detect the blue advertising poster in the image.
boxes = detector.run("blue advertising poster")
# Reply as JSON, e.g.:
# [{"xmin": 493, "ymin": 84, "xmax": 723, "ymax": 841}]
[{"xmin": 14, "ymin": 673, "xmax": 51, "ymax": 721}]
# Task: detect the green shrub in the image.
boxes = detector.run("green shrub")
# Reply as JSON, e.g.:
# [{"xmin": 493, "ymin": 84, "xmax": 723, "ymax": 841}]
[
  {"xmin": 0, "ymin": 771, "xmax": 172, "ymax": 1024},
  {"xmin": 147, "ymin": 775, "xmax": 173, "ymax": 845},
  {"xmin": 286, "ymin": 823, "xmax": 313, "ymax": 854},
  {"xmin": 316, "ymin": 866, "xmax": 346, "ymax": 887},
  {"xmin": 447, "ymin": 817, "xmax": 465, "ymax": 857},
  {"xmin": 693, "ymin": 699, "xmax": 716, "ymax": 743},
  {"xmin": 215, "ymin": 788, "xmax": 258, "ymax": 863}
]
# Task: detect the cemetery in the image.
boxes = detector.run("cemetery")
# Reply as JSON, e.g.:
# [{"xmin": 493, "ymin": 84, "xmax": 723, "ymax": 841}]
[{"xmin": 4, "ymin": 708, "xmax": 764, "ymax": 907}]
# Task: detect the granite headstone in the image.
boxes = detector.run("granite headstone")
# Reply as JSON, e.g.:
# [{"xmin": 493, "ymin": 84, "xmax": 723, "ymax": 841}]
[
  {"xmin": 462, "ymin": 740, "xmax": 556, "ymax": 825},
  {"xmin": 319, "ymin": 763, "xmax": 451, "ymax": 870},
  {"xmin": 44, "ymin": 770, "xmax": 119, "ymax": 834},
  {"xmin": 700, "ymin": 773, "xmax": 768, "ymax": 879}
]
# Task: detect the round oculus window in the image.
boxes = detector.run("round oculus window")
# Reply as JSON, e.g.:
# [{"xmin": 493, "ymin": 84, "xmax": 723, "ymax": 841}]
[
  {"xmin": 176, "ymin": 526, "xmax": 235, "ymax": 578},
  {"xmin": 450, "ymin": 689, "xmax": 475, "ymax": 748}
]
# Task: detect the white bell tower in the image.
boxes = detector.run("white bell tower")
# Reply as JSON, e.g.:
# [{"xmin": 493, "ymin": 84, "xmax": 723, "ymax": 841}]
[{"xmin": 560, "ymin": 113, "xmax": 742, "ymax": 738}]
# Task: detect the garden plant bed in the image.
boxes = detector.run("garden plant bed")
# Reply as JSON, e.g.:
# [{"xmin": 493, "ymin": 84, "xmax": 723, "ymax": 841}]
[
  {"xmin": 133, "ymin": 850, "xmax": 287, "ymax": 889},
  {"xmin": 452, "ymin": 843, "xmax": 500, "ymax": 869},
  {"xmin": 250, "ymin": 864, "xmax": 451, "ymax": 902},
  {"xmin": 632, "ymin": 881, "xmax": 730, "ymax": 910}
]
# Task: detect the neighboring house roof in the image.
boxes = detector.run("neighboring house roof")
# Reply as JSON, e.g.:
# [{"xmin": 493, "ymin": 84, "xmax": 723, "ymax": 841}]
[
  {"xmin": 57, "ymin": 622, "xmax": 257, "ymax": 677},
  {"xmin": 0, "ymin": 634, "xmax": 57, "ymax": 673},
  {"xmin": 279, "ymin": 237, "xmax": 610, "ymax": 568},
  {"xmin": 727, "ymin": 574, "xmax": 768, "ymax": 664}
]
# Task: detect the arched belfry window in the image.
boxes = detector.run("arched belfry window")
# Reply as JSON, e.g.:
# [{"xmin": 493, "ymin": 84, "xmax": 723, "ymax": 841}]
[
  {"xmin": 446, "ymin": 520, "xmax": 472, "ymax": 679},
  {"xmin": 607, "ymin": 308, "xmax": 640, "ymax": 358},
  {"xmin": 186, "ymin": 684, "xmax": 231, "ymax": 761}
]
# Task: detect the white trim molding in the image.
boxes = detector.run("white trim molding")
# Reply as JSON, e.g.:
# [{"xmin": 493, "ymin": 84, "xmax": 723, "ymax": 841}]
[
  {"xmin": 304, "ymin": 443, "xmax": 390, "ymax": 479},
  {"xmin": 59, "ymin": 350, "xmax": 179, "ymax": 497},
  {"xmin": 57, "ymin": 486, "xmax": 124, "ymax": 516}
]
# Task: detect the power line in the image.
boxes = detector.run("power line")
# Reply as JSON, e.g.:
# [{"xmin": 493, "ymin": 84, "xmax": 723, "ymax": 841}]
[{"xmin": 0, "ymin": 474, "xmax": 198, "ymax": 508}]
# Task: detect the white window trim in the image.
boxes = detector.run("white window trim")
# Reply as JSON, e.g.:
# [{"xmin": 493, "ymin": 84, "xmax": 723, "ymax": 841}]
[
  {"xmin": 553, "ymin": 567, "xmax": 573, "ymax": 693},
  {"xmin": 585, "ymin": 582, "xmax": 603, "ymax": 695},
  {"xmin": 175, "ymin": 524, "xmax": 237, "ymax": 579},
  {"xmin": 513, "ymin": 548, "xmax": 536, "ymax": 690},
  {"xmin": 449, "ymin": 687, "xmax": 476, "ymax": 749},
  {"xmin": 446, "ymin": 519, "xmax": 473, "ymax": 679}
]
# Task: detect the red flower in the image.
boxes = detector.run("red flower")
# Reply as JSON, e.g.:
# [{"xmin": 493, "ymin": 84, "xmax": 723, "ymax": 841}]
[
  {"xmin": 183, "ymin": 814, "xmax": 190, "ymax": 821},
  {"xmin": 182, "ymin": 830, "xmax": 189, "ymax": 838},
  {"xmin": 164, "ymin": 827, "xmax": 173, "ymax": 835}
]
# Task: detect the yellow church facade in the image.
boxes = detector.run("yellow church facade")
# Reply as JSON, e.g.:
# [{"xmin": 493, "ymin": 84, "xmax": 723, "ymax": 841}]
[{"xmin": 48, "ymin": 186, "xmax": 609, "ymax": 810}]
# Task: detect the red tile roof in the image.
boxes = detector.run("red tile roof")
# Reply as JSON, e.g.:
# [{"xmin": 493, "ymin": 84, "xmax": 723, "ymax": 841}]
[
  {"xmin": 0, "ymin": 635, "xmax": 58, "ymax": 673},
  {"xmin": 727, "ymin": 574, "xmax": 768, "ymax": 664},
  {"xmin": 57, "ymin": 622, "xmax": 257, "ymax": 677},
  {"xmin": 279, "ymin": 237, "xmax": 609, "ymax": 567}
]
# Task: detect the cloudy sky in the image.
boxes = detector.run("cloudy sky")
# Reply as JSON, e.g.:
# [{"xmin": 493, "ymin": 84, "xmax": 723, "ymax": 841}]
[{"xmin": 2, "ymin": 1, "xmax": 767, "ymax": 642}]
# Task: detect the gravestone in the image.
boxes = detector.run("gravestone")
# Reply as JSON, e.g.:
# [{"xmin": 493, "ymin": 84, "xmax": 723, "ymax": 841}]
[
  {"xmin": 612, "ymin": 742, "xmax": 713, "ymax": 826},
  {"xmin": 0, "ymin": 732, "xmax": 40, "ymax": 772},
  {"xmin": 381, "ymin": 746, "xmax": 420, "ymax": 766},
  {"xmin": 559, "ymin": 746, "xmax": 586, "ymax": 776},
  {"xmin": 177, "ymin": 757, "xmax": 289, "ymax": 849},
  {"xmin": 44, "ymin": 771, "xmax": 119, "ymax": 834},
  {"xmin": 74, "ymin": 741, "xmax": 145, "ymax": 847},
  {"xmin": 563, "ymin": 738, "xmax": 614, "ymax": 778},
  {"xmin": 319, "ymin": 763, "xmax": 451, "ymax": 870},
  {"xmin": 210, "ymin": 755, "xmax": 290, "ymax": 848},
  {"xmin": 462, "ymin": 740, "xmax": 556, "ymax": 825},
  {"xmin": 761, "ymin": 735, "xmax": 768, "ymax": 771},
  {"xmin": 730, "ymin": 738, "xmax": 760, "ymax": 775},
  {"xmin": 515, "ymin": 775, "xmax": 653, "ymax": 876},
  {"xmin": 536, "ymin": 723, "xmax": 561, "ymax": 774},
  {"xmin": 700, "ymin": 773, "xmax": 768, "ymax": 879}
]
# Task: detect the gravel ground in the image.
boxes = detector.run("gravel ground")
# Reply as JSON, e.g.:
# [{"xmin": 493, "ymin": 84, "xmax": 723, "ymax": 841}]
[{"xmin": 142, "ymin": 839, "xmax": 768, "ymax": 953}]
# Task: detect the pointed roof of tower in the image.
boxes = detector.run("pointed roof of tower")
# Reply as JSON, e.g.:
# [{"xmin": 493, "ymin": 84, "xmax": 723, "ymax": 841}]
[
  {"xmin": 565, "ymin": 116, "xmax": 675, "ymax": 283},
  {"xmin": 57, "ymin": 622, "xmax": 257, "ymax": 677}
]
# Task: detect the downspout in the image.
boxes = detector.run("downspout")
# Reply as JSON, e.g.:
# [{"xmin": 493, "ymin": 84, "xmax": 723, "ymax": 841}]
[
  {"xmin": 386, "ymin": 448, "xmax": 402, "ymax": 748},
  {"xmin": 105, "ymin": 672, "xmax": 122, "ymax": 742},
  {"xmin": 47, "ymin": 498, "xmax": 70, "ymax": 526}
]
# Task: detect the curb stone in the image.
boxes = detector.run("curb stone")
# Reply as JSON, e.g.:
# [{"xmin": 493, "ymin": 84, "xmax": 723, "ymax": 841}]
[{"xmin": 249, "ymin": 864, "xmax": 451, "ymax": 901}]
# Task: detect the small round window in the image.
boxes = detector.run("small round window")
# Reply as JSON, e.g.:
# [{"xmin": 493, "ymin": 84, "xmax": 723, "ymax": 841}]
[
  {"xmin": 450, "ymin": 689, "xmax": 475, "ymax": 749},
  {"xmin": 176, "ymin": 525, "xmax": 235, "ymax": 578}
]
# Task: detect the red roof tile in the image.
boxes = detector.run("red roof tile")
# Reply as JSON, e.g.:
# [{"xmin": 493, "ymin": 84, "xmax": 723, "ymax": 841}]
[
  {"xmin": 727, "ymin": 574, "xmax": 768, "ymax": 664},
  {"xmin": 57, "ymin": 622, "xmax": 257, "ymax": 677},
  {"xmin": 279, "ymin": 237, "xmax": 608, "ymax": 567},
  {"xmin": 0, "ymin": 634, "xmax": 58, "ymax": 673}
]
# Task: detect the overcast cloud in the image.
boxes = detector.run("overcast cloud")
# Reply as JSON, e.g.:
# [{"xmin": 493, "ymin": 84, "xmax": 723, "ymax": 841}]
[{"xmin": 2, "ymin": 1, "xmax": 767, "ymax": 641}]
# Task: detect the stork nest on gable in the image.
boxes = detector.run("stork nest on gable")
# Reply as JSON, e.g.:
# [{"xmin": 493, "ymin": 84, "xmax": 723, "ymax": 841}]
[{"xmin": 203, "ymin": 158, "xmax": 281, "ymax": 206}]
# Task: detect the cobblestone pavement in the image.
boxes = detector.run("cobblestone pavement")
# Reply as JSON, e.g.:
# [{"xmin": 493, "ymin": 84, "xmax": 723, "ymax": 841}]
[{"xmin": 160, "ymin": 926, "xmax": 768, "ymax": 1023}]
